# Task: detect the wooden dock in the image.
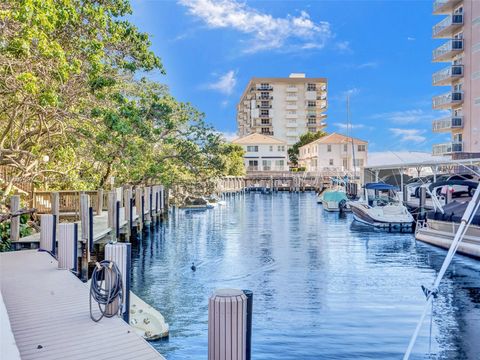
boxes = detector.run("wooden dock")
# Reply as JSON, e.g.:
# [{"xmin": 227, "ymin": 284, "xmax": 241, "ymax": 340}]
[{"xmin": 0, "ymin": 250, "xmax": 164, "ymax": 360}]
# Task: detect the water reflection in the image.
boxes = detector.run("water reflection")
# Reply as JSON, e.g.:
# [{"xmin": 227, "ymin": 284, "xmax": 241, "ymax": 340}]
[{"xmin": 130, "ymin": 192, "xmax": 480, "ymax": 360}]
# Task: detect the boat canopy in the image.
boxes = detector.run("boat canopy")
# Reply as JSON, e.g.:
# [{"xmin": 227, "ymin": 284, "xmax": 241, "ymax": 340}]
[
  {"xmin": 427, "ymin": 200, "xmax": 480, "ymax": 226},
  {"xmin": 323, "ymin": 191, "xmax": 348, "ymax": 202},
  {"xmin": 364, "ymin": 183, "xmax": 397, "ymax": 191}
]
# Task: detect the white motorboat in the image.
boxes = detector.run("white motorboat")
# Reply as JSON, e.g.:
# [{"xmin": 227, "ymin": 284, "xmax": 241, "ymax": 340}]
[
  {"xmin": 130, "ymin": 292, "xmax": 169, "ymax": 340},
  {"xmin": 415, "ymin": 180, "xmax": 480, "ymax": 258},
  {"xmin": 349, "ymin": 183, "xmax": 414, "ymax": 229}
]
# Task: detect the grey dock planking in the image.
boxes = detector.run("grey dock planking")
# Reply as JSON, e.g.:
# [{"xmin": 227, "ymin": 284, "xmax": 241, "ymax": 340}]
[{"xmin": 0, "ymin": 250, "xmax": 164, "ymax": 360}]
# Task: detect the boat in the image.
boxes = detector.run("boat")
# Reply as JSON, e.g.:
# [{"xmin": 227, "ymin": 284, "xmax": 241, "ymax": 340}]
[
  {"xmin": 349, "ymin": 183, "xmax": 414, "ymax": 229},
  {"xmin": 129, "ymin": 292, "xmax": 169, "ymax": 340},
  {"xmin": 321, "ymin": 189, "xmax": 350, "ymax": 212},
  {"xmin": 415, "ymin": 179, "xmax": 480, "ymax": 258}
]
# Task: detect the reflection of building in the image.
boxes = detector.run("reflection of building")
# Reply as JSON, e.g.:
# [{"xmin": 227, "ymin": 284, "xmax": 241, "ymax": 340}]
[
  {"xmin": 232, "ymin": 133, "xmax": 288, "ymax": 172},
  {"xmin": 431, "ymin": 0, "xmax": 480, "ymax": 157},
  {"xmin": 298, "ymin": 133, "xmax": 368, "ymax": 178},
  {"xmin": 236, "ymin": 73, "xmax": 327, "ymax": 147}
]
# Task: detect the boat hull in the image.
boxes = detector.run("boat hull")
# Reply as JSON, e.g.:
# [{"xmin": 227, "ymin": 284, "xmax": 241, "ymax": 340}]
[
  {"xmin": 350, "ymin": 203, "xmax": 413, "ymax": 229},
  {"xmin": 416, "ymin": 219, "xmax": 480, "ymax": 258}
]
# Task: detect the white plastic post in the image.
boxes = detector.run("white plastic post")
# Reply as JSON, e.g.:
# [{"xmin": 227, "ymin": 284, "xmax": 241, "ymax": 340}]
[
  {"xmin": 105, "ymin": 242, "xmax": 131, "ymax": 322},
  {"xmin": 39, "ymin": 214, "xmax": 56, "ymax": 254},
  {"xmin": 208, "ymin": 289, "xmax": 247, "ymax": 360},
  {"xmin": 57, "ymin": 223, "xmax": 77, "ymax": 271}
]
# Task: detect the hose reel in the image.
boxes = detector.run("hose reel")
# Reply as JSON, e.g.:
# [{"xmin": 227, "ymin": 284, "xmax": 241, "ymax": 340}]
[{"xmin": 89, "ymin": 260, "xmax": 124, "ymax": 322}]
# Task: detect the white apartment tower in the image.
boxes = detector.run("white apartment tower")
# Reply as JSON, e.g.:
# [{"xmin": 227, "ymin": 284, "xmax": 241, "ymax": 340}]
[
  {"xmin": 431, "ymin": 0, "xmax": 480, "ymax": 158},
  {"xmin": 236, "ymin": 73, "xmax": 327, "ymax": 147}
]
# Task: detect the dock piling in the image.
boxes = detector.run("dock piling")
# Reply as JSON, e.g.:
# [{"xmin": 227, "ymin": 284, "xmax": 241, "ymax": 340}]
[{"xmin": 10, "ymin": 195, "xmax": 20, "ymax": 242}]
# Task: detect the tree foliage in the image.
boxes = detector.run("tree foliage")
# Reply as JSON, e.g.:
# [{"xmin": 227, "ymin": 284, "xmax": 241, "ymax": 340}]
[
  {"xmin": 0, "ymin": 0, "xmax": 244, "ymax": 205},
  {"xmin": 288, "ymin": 131, "xmax": 328, "ymax": 166}
]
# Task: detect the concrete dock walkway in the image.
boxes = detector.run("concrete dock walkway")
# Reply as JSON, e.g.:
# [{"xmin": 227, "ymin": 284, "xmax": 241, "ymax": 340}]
[{"xmin": 0, "ymin": 250, "xmax": 164, "ymax": 360}]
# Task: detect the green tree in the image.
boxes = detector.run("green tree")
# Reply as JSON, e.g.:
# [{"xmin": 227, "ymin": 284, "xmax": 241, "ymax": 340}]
[{"xmin": 288, "ymin": 131, "xmax": 328, "ymax": 166}]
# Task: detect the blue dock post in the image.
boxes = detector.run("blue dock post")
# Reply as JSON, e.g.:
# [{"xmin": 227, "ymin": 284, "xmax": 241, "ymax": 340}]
[
  {"xmin": 51, "ymin": 214, "xmax": 57, "ymax": 256},
  {"xmin": 243, "ymin": 289, "xmax": 253, "ymax": 360},
  {"xmin": 115, "ymin": 200, "xmax": 120, "ymax": 241},
  {"xmin": 88, "ymin": 207, "xmax": 94, "ymax": 254}
]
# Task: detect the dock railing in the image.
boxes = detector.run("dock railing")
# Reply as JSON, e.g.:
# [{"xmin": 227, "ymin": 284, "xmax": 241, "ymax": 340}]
[{"xmin": 33, "ymin": 190, "xmax": 102, "ymax": 218}]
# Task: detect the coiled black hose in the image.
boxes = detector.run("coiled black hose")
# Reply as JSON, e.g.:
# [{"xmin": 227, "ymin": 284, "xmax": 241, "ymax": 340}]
[{"xmin": 89, "ymin": 260, "xmax": 124, "ymax": 322}]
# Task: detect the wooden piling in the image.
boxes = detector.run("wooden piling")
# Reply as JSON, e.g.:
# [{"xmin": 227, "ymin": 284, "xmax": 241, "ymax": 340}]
[
  {"xmin": 80, "ymin": 194, "xmax": 90, "ymax": 280},
  {"xmin": 108, "ymin": 190, "xmax": 117, "ymax": 239},
  {"xmin": 96, "ymin": 189, "xmax": 104, "ymax": 215},
  {"xmin": 10, "ymin": 195, "xmax": 20, "ymax": 242},
  {"xmin": 51, "ymin": 192, "xmax": 60, "ymax": 226}
]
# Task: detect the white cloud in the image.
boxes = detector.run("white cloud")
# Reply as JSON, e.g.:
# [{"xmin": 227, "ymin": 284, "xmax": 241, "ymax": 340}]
[
  {"xmin": 205, "ymin": 70, "xmax": 237, "ymax": 95},
  {"xmin": 219, "ymin": 131, "xmax": 238, "ymax": 142},
  {"xmin": 407, "ymin": 37, "xmax": 416, "ymax": 41},
  {"xmin": 335, "ymin": 40, "xmax": 353, "ymax": 54},
  {"xmin": 372, "ymin": 109, "xmax": 435, "ymax": 124},
  {"xmin": 334, "ymin": 123, "xmax": 365, "ymax": 130},
  {"xmin": 389, "ymin": 128, "xmax": 426, "ymax": 143},
  {"xmin": 356, "ymin": 61, "xmax": 378, "ymax": 69},
  {"xmin": 178, "ymin": 0, "xmax": 332, "ymax": 53}
]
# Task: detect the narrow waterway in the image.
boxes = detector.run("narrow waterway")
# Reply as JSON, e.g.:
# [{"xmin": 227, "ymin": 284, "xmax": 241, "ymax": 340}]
[{"xmin": 130, "ymin": 192, "xmax": 480, "ymax": 359}]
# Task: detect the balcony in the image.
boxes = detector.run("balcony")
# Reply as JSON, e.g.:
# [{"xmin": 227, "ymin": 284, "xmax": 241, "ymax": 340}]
[
  {"xmin": 258, "ymin": 95, "xmax": 273, "ymax": 100},
  {"xmin": 307, "ymin": 120, "xmax": 317, "ymax": 125},
  {"xmin": 286, "ymin": 122, "xmax": 298, "ymax": 128},
  {"xmin": 432, "ymin": 141, "xmax": 463, "ymax": 155},
  {"xmin": 432, "ymin": 65, "xmax": 463, "ymax": 86},
  {"xmin": 432, "ymin": 116, "xmax": 463, "ymax": 132},
  {"xmin": 432, "ymin": 91, "xmax": 463, "ymax": 109},
  {"xmin": 256, "ymin": 85, "xmax": 273, "ymax": 91},
  {"xmin": 261, "ymin": 131, "xmax": 274, "ymax": 136},
  {"xmin": 317, "ymin": 93, "xmax": 327, "ymax": 100},
  {"xmin": 259, "ymin": 114, "xmax": 271, "ymax": 118},
  {"xmin": 433, "ymin": 14, "xmax": 463, "ymax": 38},
  {"xmin": 433, "ymin": 39, "xmax": 463, "ymax": 62},
  {"xmin": 433, "ymin": 0, "xmax": 463, "ymax": 14},
  {"xmin": 286, "ymin": 86, "xmax": 298, "ymax": 92},
  {"xmin": 286, "ymin": 113, "xmax": 298, "ymax": 119},
  {"xmin": 286, "ymin": 95, "xmax": 298, "ymax": 101},
  {"xmin": 286, "ymin": 104, "xmax": 298, "ymax": 110},
  {"xmin": 257, "ymin": 104, "xmax": 272, "ymax": 109}
]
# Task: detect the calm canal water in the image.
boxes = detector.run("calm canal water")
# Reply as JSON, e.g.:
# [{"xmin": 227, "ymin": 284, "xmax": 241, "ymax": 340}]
[{"xmin": 130, "ymin": 192, "xmax": 480, "ymax": 359}]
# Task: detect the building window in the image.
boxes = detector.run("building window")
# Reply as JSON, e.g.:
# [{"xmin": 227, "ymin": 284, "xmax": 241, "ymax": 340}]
[
  {"xmin": 343, "ymin": 144, "xmax": 348, "ymax": 152},
  {"xmin": 308, "ymin": 127, "xmax": 316, "ymax": 132},
  {"xmin": 260, "ymin": 92, "xmax": 269, "ymax": 98},
  {"xmin": 269, "ymin": 146, "xmax": 273, "ymax": 151},
  {"xmin": 275, "ymin": 160, "xmax": 284, "ymax": 169},
  {"xmin": 261, "ymin": 128, "xmax": 271, "ymax": 134},
  {"xmin": 307, "ymin": 101, "xmax": 316, "ymax": 107},
  {"xmin": 329, "ymin": 159, "xmax": 334, "ymax": 166},
  {"xmin": 343, "ymin": 159, "xmax": 348, "ymax": 168},
  {"xmin": 278, "ymin": 145, "xmax": 285, "ymax": 152},
  {"xmin": 327, "ymin": 144, "xmax": 332, "ymax": 152},
  {"xmin": 261, "ymin": 119, "xmax": 270, "ymax": 125},
  {"xmin": 246, "ymin": 146, "xmax": 258, "ymax": 152},
  {"xmin": 261, "ymin": 101, "xmax": 269, "ymax": 107},
  {"xmin": 248, "ymin": 160, "xmax": 258, "ymax": 170},
  {"xmin": 260, "ymin": 109, "xmax": 269, "ymax": 116},
  {"xmin": 262, "ymin": 160, "xmax": 271, "ymax": 171},
  {"xmin": 307, "ymin": 83, "xmax": 316, "ymax": 91},
  {"xmin": 354, "ymin": 159, "xmax": 364, "ymax": 167},
  {"xmin": 358, "ymin": 144, "xmax": 366, "ymax": 152}
]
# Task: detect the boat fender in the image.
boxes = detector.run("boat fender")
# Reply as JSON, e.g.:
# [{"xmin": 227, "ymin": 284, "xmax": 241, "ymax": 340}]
[{"xmin": 339, "ymin": 199, "xmax": 347, "ymax": 212}]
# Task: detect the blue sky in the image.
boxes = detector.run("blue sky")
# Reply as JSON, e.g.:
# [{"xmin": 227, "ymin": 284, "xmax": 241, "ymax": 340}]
[{"xmin": 129, "ymin": 0, "xmax": 450, "ymax": 155}]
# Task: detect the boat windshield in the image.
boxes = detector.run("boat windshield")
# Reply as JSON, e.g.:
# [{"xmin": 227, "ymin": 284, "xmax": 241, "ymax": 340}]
[{"xmin": 367, "ymin": 189, "xmax": 399, "ymax": 207}]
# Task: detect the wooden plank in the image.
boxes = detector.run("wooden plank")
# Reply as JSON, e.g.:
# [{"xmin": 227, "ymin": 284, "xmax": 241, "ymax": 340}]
[{"xmin": 0, "ymin": 251, "xmax": 164, "ymax": 360}]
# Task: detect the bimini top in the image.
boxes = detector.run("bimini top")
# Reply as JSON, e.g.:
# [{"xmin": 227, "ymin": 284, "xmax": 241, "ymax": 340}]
[
  {"xmin": 427, "ymin": 200, "xmax": 480, "ymax": 226},
  {"xmin": 323, "ymin": 190, "xmax": 348, "ymax": 202},
  {"xmin": 364, "ymin": 183, "xmax": 396, "ymax": 191}
]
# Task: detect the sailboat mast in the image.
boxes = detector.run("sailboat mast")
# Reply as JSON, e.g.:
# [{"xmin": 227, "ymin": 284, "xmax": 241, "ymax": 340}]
[{"xmin": 347, "ymin": 95, "xmax": 357, "ymax": 181}]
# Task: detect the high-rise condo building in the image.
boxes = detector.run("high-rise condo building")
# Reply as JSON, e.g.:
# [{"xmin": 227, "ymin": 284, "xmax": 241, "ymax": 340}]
[
  {"xmin": 236, "ymin": 73, "xmax": 327, "ymax": 147},
  {"xmin": 432, "ymin": 0, "xmax": 480, "ymax": 158}
]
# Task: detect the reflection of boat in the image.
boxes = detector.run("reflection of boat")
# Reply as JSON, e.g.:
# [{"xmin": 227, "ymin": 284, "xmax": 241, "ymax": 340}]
[
  {"xmin": 322, "ymin": 190, "xmax": 350, "ymax": 212},
  {"xmin": 349, "ymin": 183, "xmax": 414, "ymax": 229},
  {"xmin": 130, "ymin": 292, "xmax": 169, "ymax": 341},
  {"xmin": 416, "ymin": 200, "xmax": 480, "ymax": 258}
]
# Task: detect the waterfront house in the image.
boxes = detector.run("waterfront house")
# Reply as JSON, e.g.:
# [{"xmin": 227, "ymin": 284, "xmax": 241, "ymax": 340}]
[
  {"xmin": 232, "ymin": 133, "xmax": 288, "ymax": 172},
  {"xmin": 236, "ymin": 73, "xmax": 327, "ymax": 147},
  {"xmin": 298, "ymin": 133, "xmax": 368, "ymax": 180}
]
